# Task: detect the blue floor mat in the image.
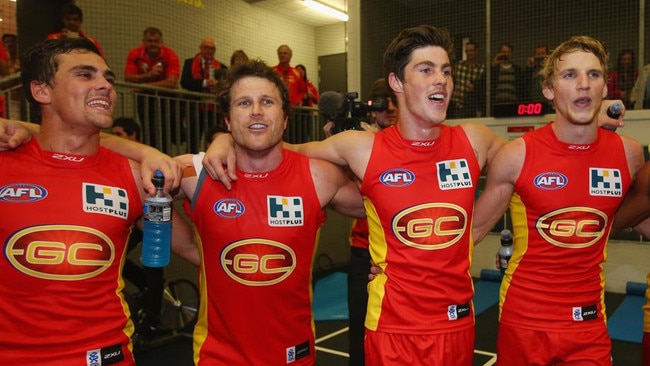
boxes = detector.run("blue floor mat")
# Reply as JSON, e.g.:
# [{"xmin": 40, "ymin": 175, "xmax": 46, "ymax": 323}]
[
  {"xmin": 313, "ymin": 271, "xmax": 349, "ymax": 321},
  {"xmin": 608, "ymin": 282, "xmax": 646, "ymax": 344},
  {"xmin": 474, "ymin": 269, "xmax": 501, "ymax": 315},
  {"xmin": 312, "ymin": 269, "xmax": 503, "ymax": 321}
]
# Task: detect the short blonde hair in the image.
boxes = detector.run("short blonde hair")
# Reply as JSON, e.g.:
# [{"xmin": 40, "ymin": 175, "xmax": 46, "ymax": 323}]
[{"xmin": 540, "ymin": 36, "xmax": 609, "ymax": 89}]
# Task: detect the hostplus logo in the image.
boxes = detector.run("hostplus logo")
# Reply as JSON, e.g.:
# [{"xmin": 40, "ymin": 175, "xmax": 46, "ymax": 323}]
[
  {"xmin": 589, "ymin": 168, "xmax": 622, "ymax": 197},
  {"xmin": 267, "ymin": 195, "xmax": 304, "ymax": 226},
  {"xmin": 437, "ymin": 159, "xmax": 472, "ymax": 190},
  {"xmin": 83, "ymin": 183, "xmax": 129, "ymax": 219}
]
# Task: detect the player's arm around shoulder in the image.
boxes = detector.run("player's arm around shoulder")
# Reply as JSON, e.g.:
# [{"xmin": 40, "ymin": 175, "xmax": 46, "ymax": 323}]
[
  {"xmin": 309, "ymin": 157, "xmax": 365, "ymax": 218},
  {"xmin": 613, "ymin": 161, "xmax": 650, "ymax": 235},
  {"xmin": 288, "ymin": 129, "xmax": 375, "ymax": 174},
  {"xmin": 472, "ymin": 138, "xmax": 525, "ymax": 244},
  {"xmin": 459, "ymin": 122, "xmax": 507, "ymax": 172}
]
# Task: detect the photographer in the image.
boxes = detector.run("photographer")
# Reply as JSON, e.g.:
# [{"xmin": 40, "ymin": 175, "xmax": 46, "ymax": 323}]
[
  {"xmin": 322, "ymin": 83, "xmax": 392, "ymax": 138},
  {"xmin": 490, "ymin": 42, "xmax": 523, "ymax": 108},
  {"xmin": 524, "ymin": 44, "xmax": 549, "ymax": 103}
]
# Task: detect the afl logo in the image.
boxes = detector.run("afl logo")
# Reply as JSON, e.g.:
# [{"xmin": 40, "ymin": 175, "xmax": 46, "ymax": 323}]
[
  {"xmin": 393, "ymin": 203, "xmax": 467, "ymax": 250},
  {"xmin": 536, "ymin": 207, "xmax": 607, "ymax": 248},
  {"xmin": 214, "ymin": 198, "xmax": 245, "ymax": 218},
  {"xmin": 534, "ymin": 172, "xmax": 568, "ymax": 190},
  {"xmin": 380, "ymin": 169, "xmax": 415, "ymax": 187},
  {"xmin": 5, "ymin": 225, "xmax": 114, "ymax": 280},
  {"xmin": 0, "ymin": 183, "xmax": 47, "ymax": 202},
  {"xmin": 221, "ymin": 239, "xmax": 296, "ymax": 286}
]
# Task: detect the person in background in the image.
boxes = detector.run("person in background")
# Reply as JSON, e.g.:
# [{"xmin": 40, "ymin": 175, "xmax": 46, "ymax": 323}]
[
  {"xmin": 346, "ymin": 77, "xmax": 397, "ymax": 366},
  {"xmin": 0, "ymin": 37, "xmax": 198, "ymax": 366},
  {"xmin": 523, "ymin": 44, "xmax": 549, "ymax": 104},
  {"xmin": 295, "ymin": 64, "xmax": 319, "ymax": 107},
  {"xmin": 46, "ymin": 3, "xmax": 104, "ymax": 58},
  {"xmin": 451, "ymin": 40, "xmax": 486, "ymax": 118},
  {"xmin": 2, "ymin": 34, "xmax": 19, "ymax": 74},
  {"xmin": 181, "ymin": 38, "xmax": 228, "ymax": 94},
  {"xmin": 112, "ymin": 117, "xmax": 141, "ymax": 142},
  {"xmin": 472, "ymin": 36, "xmax": 644, "ymax": 365},
  {"xmin": 124, "ymin": 27, "xmax": 180, "ymax": 152},
  {"xmin": 611, "ymin": 161, "xmax": 650, "ymax": 366},
  {"xmin": 607, "ymin": 49, "xmax": 638, "ymax": 109},
  {"xmin": 230, "ymin": 49, "xmax": 249, "ymax": 69},
  {"xmin": 180, "ymin": 38, "xmax": 228, "ymax": 152},
  {"xmin": 178, "ymin": 59, "xmax": 364, "ymax": 365},
  {"xmin": 293, "ymin": 64, "xmax": 320, "ymax": 142},
  {"xmin": 491, "ymin": 42, "xmax": 523, "ymax": 108},
  {"xmin": 273, "ymin": 44, "xmax": 307, "ymax": 106}
]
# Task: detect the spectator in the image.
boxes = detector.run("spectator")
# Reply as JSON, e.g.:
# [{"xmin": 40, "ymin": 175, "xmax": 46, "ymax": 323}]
[
  {"xmin": 273, "ymin": 45, "xmax": 307, "ymax": 106},
  {"xmin": 523, "ymin": 44, "xmax": 549, "ymax": 104},
  {"xmin": 0, "ymin": 37, "xmax": 198, "ymax": 366},
  {"xmin": 295, "ymin": 64, "xmax": 319, "ymax": 107},
  {"xmin": 124, "ymin": 27, "xmax": 180, "ymax": 153},
  {"xmin": 181, "ymin": 38, "xmax": 228, "ymax": 94},
  {"xmin": 112, "ymin": 117, "xmax": 141, "ymax": 142},
  {"xmin": 180, "ymin": 37, "xmax": 227, "ymax": 152},
  {"xmin": 294, "ymin": 64, "xmax": 320, "ymax": 141},
  {"xmin": 451, "ymin": 41, "xmax": 486, "ymax": 118},
  {"xmin": 473, "ymin": 35, "xmax": 644, "ymax": 365},
  {"xmin": 46, "ymin": 3, "xmax": 104, "ymax": 58},
  {"xmin": 229, "ymin": 49, "xmax": 249, "ymax": 68},
  {"xmin": 608, "ymin": 49, "xmax": 638, "ymax": 109},
  {"xmin": 491, "ymin": 42, "xmax": 523, "ymax": 108},
  {"xmin": 2, "ymin": 34, "xmax": 19, "ymax": 74}
]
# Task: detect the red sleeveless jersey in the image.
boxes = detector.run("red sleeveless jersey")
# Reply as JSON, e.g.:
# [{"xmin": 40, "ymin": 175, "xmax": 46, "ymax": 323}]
[
  {"xmin": 360, "ymin": 125, "xmax": 480, "ymax": 334},
  {"xmin": 502, "ymin": 123, "xmax": 631, "ymax": 332},
  {"xmin": 0, "ymin": 139, "xmax": 141, "ymax": 365},
  {"xmin": 190, "ymin": 149, "xmax": 325, "ymax": 366}
]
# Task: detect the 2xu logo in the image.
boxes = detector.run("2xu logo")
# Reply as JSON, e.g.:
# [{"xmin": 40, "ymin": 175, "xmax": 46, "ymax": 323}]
[
  {"xmin": 536, "ymin": 207, "xmax": 607, "ymax": 248},
  {"xmin": 393, "ymin": 203, "xmax": 467, "ymax": 250},
  {"xmin": 221, "ymin": 239, "xmax": 296, "ymax": 286},
  {"xmin": 5, "ymin": 225, "xmax": 114, "ymax": 280}
]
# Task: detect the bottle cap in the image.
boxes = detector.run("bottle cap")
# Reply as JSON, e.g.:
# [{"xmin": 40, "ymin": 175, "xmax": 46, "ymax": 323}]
[
  {"xmin": 500, "ymin": 229, "xmax": 513, "ymax": 245},
  {"xmin": 152, "ymin": 170, "xmax": 165, "ymax": 188}
]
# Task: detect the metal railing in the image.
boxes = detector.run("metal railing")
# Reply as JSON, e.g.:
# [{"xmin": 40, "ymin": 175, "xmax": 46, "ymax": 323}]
[{"xmin": 0, "ymin": 73, "xmax": 325, "ymax": 156}]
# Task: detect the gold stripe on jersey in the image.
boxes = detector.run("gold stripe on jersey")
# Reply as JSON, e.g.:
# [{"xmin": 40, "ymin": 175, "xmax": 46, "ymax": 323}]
[{"xmin": 364, "ymin": 197, "xmax": 388, "ymax": 331}]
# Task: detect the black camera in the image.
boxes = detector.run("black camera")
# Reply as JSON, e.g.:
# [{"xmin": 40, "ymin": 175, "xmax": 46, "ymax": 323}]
[{"xmin": 332, "ymin": 92, "xmax": 388, "ymax": 134}]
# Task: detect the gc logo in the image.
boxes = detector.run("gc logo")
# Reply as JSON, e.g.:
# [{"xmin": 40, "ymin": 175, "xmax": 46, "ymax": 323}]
[
  {"xmin": 536, "ymin": 207, "xmax": 607, "ymax": 248},
  {"xmin": 221, "ymin": 239, "xmax": 296, "ymax": 286},
  {"xmin": 5, "ymin": 225, "xmax": 114, "ymax": 280}
]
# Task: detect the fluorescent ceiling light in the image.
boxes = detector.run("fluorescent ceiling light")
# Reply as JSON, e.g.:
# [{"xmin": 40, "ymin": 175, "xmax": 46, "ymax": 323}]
[{"xmin": 303, "ymin": 0, "xmax": 348, "ymax": 22}]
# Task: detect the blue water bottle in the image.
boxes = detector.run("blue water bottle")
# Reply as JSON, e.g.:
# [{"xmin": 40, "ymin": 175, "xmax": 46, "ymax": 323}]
[{"xmin": 142, "ymin": 170, "xmax": 172, "ymax": 267}]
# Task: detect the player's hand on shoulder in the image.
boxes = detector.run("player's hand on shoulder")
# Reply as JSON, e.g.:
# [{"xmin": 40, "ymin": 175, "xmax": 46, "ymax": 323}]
[{"xmin": 0, "ymin": 118, "xmax": 33, "ymax": 151}]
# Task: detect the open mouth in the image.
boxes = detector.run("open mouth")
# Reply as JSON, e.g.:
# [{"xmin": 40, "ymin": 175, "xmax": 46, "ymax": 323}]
[{"xmin": 428, "ymin": 93, "xmax": 445, "ymax": 102}]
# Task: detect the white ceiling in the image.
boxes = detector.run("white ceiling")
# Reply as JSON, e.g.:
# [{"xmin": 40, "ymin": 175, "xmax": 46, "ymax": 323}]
[{"xmin": 244, "ymin": 0, "xmax": 348, "ymax": 27}]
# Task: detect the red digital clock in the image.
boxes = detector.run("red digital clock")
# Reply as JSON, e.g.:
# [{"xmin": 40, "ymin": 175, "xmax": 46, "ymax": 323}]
[{"xmin": 493, "ymin": 102, "xmax": 552, "ymax": 118}]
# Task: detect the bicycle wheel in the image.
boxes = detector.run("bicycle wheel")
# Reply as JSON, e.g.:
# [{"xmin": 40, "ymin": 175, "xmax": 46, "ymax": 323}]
[{"xmin": 158, "ymin": 279, "xmax": 199, "ymax": 333}]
